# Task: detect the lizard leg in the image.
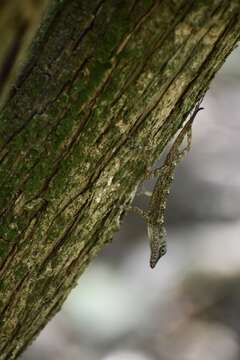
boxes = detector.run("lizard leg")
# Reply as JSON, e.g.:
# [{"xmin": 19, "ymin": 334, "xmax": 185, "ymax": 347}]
[
  {"xmin": 137, "ymin": 165, "xmax": 165, "ymax": 194},
  {"xmin": 146, "ymin": 117, "xmax": 193, "ymax": 180},
  {"xmin": 138, "ymin": 190, "xmax": 152, "ymax": 197},
  {"xmin": 181, "ymin": 127, "xmax": 192, "ymax": 154},
  {"xmin": 125, "ymin": 206, "xmax": 149, "ymax": 221},
  {"xmin": 174, "ymin": 127, "xmax": 193, "ymax": 163},
  {"xmin": 144, "ymin": 164, "xmax": 167, "ymax": 180}
]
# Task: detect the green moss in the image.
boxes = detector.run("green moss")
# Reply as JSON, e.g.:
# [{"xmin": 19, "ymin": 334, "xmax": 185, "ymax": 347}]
[
  {"xmin": 14, "ymin": 265, "xmax": 28, "ymax": 281},
  {"xmin": 90, "ymin": 61, "xmax": 112, "ymax": 86},
  {"xmin": 0, "ymin": 280, "xmax": 5, "ymax": 290},
  {"xmin": 142, "ymin": 0, "xmax": 154, "ymax": 8},
  {"xmin": 0, "ymin": 221, "xmax": 20, "ymax": 242},
  {"xmin": 0, "ymin": 241, "xmax": 9, "ymax": 257}
]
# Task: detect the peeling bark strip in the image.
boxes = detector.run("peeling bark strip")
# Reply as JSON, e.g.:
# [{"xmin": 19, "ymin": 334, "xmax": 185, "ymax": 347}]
[
  {"xmin": 0, "ymin": 0, "xmax": 239, "ymax": 358},
  {"xmin": 0, "ymin": 0, "xmax": 49, "ymax": 105}
]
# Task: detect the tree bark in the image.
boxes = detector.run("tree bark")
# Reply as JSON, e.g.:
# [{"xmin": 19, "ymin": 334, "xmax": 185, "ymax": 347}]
[
  {"xmin": 0, "ymin": 0, "xmax": 240, "ymax": 358},
  {"xmin": 0, "ymin": 0, "xmax": 49, "ymax": 105}
]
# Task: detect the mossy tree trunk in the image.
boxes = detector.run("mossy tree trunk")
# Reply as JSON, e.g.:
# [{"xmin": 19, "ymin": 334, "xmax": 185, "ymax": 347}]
[{"xmin": 0, "ymin": 0, "xmax": 240, "ymax": 358}]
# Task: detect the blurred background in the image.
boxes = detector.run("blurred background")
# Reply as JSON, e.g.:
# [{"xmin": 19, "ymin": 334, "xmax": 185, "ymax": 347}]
[{"xmin": 24, "ymin": 46, "xmax": 240, "ymax": 360}]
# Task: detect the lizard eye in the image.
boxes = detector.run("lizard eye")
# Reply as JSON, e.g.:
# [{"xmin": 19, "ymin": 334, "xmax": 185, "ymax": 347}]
[{"xmin": 160, "ymin": 245, "xmax": 167, "ymax": 256}]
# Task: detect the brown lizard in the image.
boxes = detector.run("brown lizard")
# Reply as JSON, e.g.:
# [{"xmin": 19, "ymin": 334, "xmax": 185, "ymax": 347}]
[{"xmin": 130, "ymin": 100, "xmax": 203, "ymax": 268}]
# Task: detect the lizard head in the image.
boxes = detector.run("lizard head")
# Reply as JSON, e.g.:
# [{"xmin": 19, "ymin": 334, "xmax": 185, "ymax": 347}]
[
  {"xmin": 148, "ymin": 225, "xmax": 167, "ymax": 268},
  {"xmin": 150, "ymin": 241, "xmax": 167, "ymax": 268}
]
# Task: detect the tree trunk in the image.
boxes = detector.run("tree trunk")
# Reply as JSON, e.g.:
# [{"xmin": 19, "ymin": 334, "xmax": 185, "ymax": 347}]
[
  {"xmin": 0, "ymin": 0, "xmax": 239, "ymax": 358},
  {"xmin": 0, "ymin": 0, "xmax": 50, "ymax": 106}
]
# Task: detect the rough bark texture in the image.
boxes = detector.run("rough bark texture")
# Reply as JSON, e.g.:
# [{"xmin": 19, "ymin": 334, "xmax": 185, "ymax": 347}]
[
  {"xmin": 0, "ymin": 0, "xmax": 49, "ymax": 105},
  {"xmin": 0, "ymin": 0, "xmax": 240, "ymax": 358}
]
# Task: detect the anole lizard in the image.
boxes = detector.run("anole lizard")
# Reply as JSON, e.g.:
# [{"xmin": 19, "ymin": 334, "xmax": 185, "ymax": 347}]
[{"xmin": 130, "ymin": 100, "xmax": 203, "ymax": 268}]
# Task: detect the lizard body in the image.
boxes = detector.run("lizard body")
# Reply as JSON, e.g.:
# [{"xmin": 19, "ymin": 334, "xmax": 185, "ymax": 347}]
[{"xmin": 129, "ymin": 100, "xmax": 203, "ymax": 268}]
